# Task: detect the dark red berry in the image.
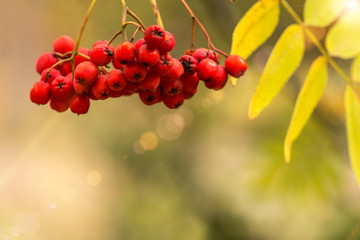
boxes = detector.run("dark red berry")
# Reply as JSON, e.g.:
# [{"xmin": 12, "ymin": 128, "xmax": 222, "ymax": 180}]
[
  {"xmin": 74, "ymin": 61, "xmax": 99, "ymax": 86},
  {"xmin": 144, "ymin": 25, "xmax": 165, "ymax": 49},
  {"xmin": 137, "ymin": 44, "xmax": 159, "ymax": 67},
  {"xmin": 107, "ymin": 69, "xmax": 127, "ymax": 92},
  {"xmin": 138, "ymin": 73, "xmax": 161, "ymax": 92},
  {"xmin": 161, "ymin": 79, "xmax": 183, "ymax": 96},
  {"xmin": 150, "ymin": 53, "xmax": 173, "ymax": 76},
  {"xmin": 225, "ymin": 55, "xmax": 247, "ymax": 78},
  {"xmin": 90, "ymin": 44, "xmax": 115, "ymax": 66},
  {"xmin": 30, "ymin": 81, "xmax": 52, "ymax": 105},
  {"xmin": 181, "ymin": 72, "xmax": 199, "ymax": 92},
  {"xmin": 197, "ymin": 58, "xmax": 217, "ymax": 81},
  {"xmin": 160, "ymin": 58, "xmax": 184, "ymax": 83},
  {"xmin": 92, "ymin": 75, "xmax": 112, "ymax": 100},
  {"xmin": 162, "ymin": 93, "xmax": 184, "ymax": 109},
  {"xmin": 139, "ymin": 88, "xmax": 162, "ymax": 105},
  {"xmin": 123, "ymin": 81, "xmax": 139, "ymax": 94},
  {"xmin": 183, "ymin": 88, "xmax": 198, "ymax": 99},
  {"xmin": 51, "ymin": 76, "xmax": 74, "ymax": 100},
  {"xmin": 53, "ymin": 35, "xmax": 75, "ymax": 57},
  {"xmin": 114, "ymin": 41, "xmax": 136, "ymax": 64},
  {"xmin": 179, "ymin": 55, "xmax": 197, "ymax": 76},
  {"xmin": 69, "ymin": 94, "xmax": 90, "ymax": 115},
  {"xmin": 73, "ymin": 80, "xmax": 90, "ymax": 95},
  {"xmin": 36, "ymin": 52, "xmax": 58, "ymax": 74},
  {"xmin": 123, "ymin": 62, "xmax": 147, "ymax": 82},
  {"xmin": 109, "ymin": 90, "xmax": 123, "ymax": 98},
  {"xmin": 158, "ymin": 31, "xmax": 176, "ymax": 54}
]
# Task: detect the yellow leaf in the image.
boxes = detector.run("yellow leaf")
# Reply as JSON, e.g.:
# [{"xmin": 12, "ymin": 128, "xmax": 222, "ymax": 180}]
[
  {"xmin": 352, "ymin": 55, "xmax": 360, "ymax": 82},
  {"xmin": 284, "ymin": 56, "xmax": 328, "ymax": 163},
  {"xmin": 325, "ymin": 7, "xmax": 360, "ymax": 59},
  {"xmin": 345, "ymin": 87, "xmax": 360, "ymax": 186},
  {"xmin": 304, "ymin": 0, "xmax": 347, "ymax": 27},
  {"xmin": 230, "ymin": 0, "xmax": 280, "ymax": 86},
  {"xmin": 249, "ymin": 24, "xmax": 305, "ymax": 119}
]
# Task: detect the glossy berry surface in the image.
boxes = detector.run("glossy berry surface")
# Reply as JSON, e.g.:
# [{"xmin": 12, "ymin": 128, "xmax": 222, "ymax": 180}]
[
  {"xmin": 30, "ymin": 81, "xmax": 52, "ymax": 105},
  {"xmin": 53, "ymin": 35, "xmax": 75, "ymax": 56},
  {"xmin": 225, "ymin": 55, "xmax": 247, "ymax": 78},
  {"xmin": 70, "ymin": 94, "xmax": 90, "ymax": 115},
  {"xmin": 144, "ymin": 25, "xmax": 165, "ymax": 49}
]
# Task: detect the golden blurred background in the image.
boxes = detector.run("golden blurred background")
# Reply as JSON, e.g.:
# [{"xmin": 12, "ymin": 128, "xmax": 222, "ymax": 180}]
[{"xmin": 0, "ymin": 0, "xmax": 360, "ymax": 239}]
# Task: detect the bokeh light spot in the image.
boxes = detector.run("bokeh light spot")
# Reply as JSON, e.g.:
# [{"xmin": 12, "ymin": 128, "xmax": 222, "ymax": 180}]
[
  {"xmin": 133, "ymin": 141, "xmax": 146, "ymax": 154},
  {"xmin": 86, "ymin": 171, "xmax": 102, "ymax": 186},
  {"xmin": 157, "ymin": 114, "xmax": 185, "ymax": 141},
  {"xmin": 140, "ymin": 132, "xmax": 158, "ymax": 150}
]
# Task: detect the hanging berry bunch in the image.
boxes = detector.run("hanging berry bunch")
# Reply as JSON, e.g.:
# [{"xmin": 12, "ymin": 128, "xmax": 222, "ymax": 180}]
[{"xmin": 30, "ymin": 0, "xmax": 247, "ymax": 115}]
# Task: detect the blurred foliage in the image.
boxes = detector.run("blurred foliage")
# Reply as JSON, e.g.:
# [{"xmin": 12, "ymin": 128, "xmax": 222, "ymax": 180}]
[{"xmin": 0, "ymin": 0, "xmax": 360, "ymax": 240}]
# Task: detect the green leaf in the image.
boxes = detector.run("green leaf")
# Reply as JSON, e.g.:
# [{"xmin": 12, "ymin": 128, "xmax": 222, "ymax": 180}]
[
  {"xmin": 284, "ymin": 56, "xmax": 328, "ymax": 163},
  {"xmin": 326, "ymin": 8, "xmax": 360, "ymax": 59},
  {"xmin": 304, "ymin": 0, "xmax": 347, "ymax": 27},
  {"xmin": 249, "ymin": 24, "xmax": 305, "ymax": 119},
  {"xmin": 230, "ymin": 0, "xmax": 280, "ymax": 86}
]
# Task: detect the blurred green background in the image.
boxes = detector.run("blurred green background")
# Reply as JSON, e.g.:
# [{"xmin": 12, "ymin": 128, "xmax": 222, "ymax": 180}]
[{"xmin": 1, "ymin": 0, "xmax": 360, "ymax": 239}]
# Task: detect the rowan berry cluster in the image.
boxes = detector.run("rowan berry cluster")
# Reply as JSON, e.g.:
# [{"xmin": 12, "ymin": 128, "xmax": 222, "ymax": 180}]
[{"xmin": 30, "ymin": 25, "xmax": 247, "ymax": 115}]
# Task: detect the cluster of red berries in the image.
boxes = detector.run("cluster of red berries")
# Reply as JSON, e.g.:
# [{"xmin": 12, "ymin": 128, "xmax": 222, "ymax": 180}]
[{"xmin": 30, "ymin": 25, "xmax": 247, "ymax": 115}]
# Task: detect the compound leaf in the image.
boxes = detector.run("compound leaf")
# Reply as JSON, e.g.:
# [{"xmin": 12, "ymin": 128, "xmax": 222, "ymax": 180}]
[
  {"xmin": 249, "ymin": 24, "xmax": 305, "ymax": 119},
  {"xmin": 284, "ymin": 56, "xmax": 328, "ymax": 163},
  {"xmin": 304, "ymin": 0, "xmax": 347, "ymax": 27},
  {"xmin": 230, "ymin": 0, "xmax": 280, "ymax": 86},
  {"xmin": 326, "ymin": 8, "xmax": 360, "ymax": 59}
]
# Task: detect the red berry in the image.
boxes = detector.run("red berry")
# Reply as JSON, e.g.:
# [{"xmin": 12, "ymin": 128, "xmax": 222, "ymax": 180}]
[
  {"xmin": 150, "ymin": 53, "xmax": 173, "ymax": 76},
  {"xmin": 181, "ymin": 72, "xmax": 199, "ymax": 92},
  {"xmin": 197, "ymin": 58, "xmax": 217, "ymax": 81},
  {"xmin": 158, "ymin": 31, "xmax": 176, "ymax": 54},
  {"xmin": 160, "ymin": 58, "xmax": 184, "ymax": 83},
  {"xmin": 192, "ymin": 48, "xmax": 220, "ymax": 63},
  {"xmin": 53, "ymin": 35, "xmax": 75, "ymax": 56},
  {"xmin": 107, "ymin": 69, "xmax": 127, "ymax": 91},
  {"xmin": 179, "ymin": 55, "xmax": 197, "ymax": 76},
  {"xmin": 60, "ymin": 61, "xmax": 73, "ymax": 76},
  {"xmin": 204, "ymin": 65, "xmax": 228, "ymax": 90},
  {"xmin": 161, "ymin": 79, "xmax": 183, "ymax": 96},
  {"xmin": 36, "ymin": 52, "xmax": 58, "ymax": 74},
  {"xmin": 73, "ymin": 80, "xmax": 90, "ymax": 95},
  {"xmin": 134, "ymin": 38, "xmax": 146, "ymax": 50},
  {"xmin": 144, "ymin": 25, "xmax": 165, "ymax": 49},
  {"xmin": 137, "ymin": 44, "xmax": 159, "ymax": 67},
  {"xmin": 139, "ymin": 88, "xmax": 162, "ymax": 105},
  {"xmin": 225, "ymin": 55, "xmax": 247, "ymax": 78},
  {"xmin": 162, "ymin": 93, "xmax": 184, "ymax": 109},
  {"xmin": 51, "ymin": 76, "xmax": 74, "ymax": 100},
  {"xmin": 30, "ymin": 81, "xmax": 52, "ymax": 105},
  {"xmin": 92, "ymin": 75, "xmax": 112, "ymax": 100},
  {"xmin": 123, "ymin": 81, "xmax": 139, "ymax": 94},
  {"xmin": 74, "ymin": 47, "xmax": 90, "ymax": 66},
  {"xmin": 69, "ymin": 94, "xmax": 90, "ymax": 115},
  {"xmin": 123, "ymin": 62, "xmax": 147, "ymax": 82},
  {"xmin": 114, "ymin": 41, "xmax": 136, "ymax": 64},
  {"xmin": 112, "ymin": 59, "xmax": 123, "ymax": 70},
  {"xmin": 138, "ymin": 73, "xmax": 161, "ymax": 92},
  {"xmin": 90, "ymin": 44, "xmax": 115, "ymax": 66},
  {"xmin": 40, "ymin": 68, "xmax": 61, "ymax": 84},
  {"xmin": 183, "ymin": 88, "xmax": 198, "ymax": 99},
  {"xmin": 50, "ymin": 96, "xmax": 69, "ymax": 112},
  {"xmin": 109, "ymin": 90, "xmax": 123, "ymax": 98},
  {"xmin": 92, "ymin": 40, "xmax": 109, "ymax": 47},
  {"xmin": 74, "ymin": 61, "xmax": 99, "ymax": 86}
]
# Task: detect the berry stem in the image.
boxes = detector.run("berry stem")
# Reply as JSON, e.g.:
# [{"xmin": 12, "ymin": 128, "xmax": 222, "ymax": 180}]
[
  {"xmin": 191, "ymin": 17, "xmax": 196, "ymax": 49},
  {"xmin": 149, "ymin": 0, "xmax": 164, "ymax": 29},
  {"xmin": 72, "ymin": 0, "xmax": 97, "ymax": 60},
  {"xmin": 280, "ymin": 0, "xmax": 358, "ymax": 91},
  {"xmin": 180, "ymin": 0, "xmax": 212, "ymax": 49},
  {"xmin": 108, "ymin": 21, "xmax": 144, "ymax": 45},
  {"xmin": 119, "ymin": 0, "xmax": 146, "ymax": 30}
]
